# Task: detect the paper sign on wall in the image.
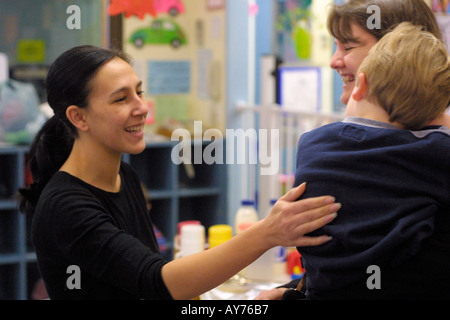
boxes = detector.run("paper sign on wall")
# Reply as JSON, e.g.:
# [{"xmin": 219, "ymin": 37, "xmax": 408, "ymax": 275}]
[
  {"xmin": 17, "ymin": 39, "xmax": 45, "ymax": 63},
  {"xmin": 197, "ymin": 49, "xmax": 212, "ymax": 99},
  {"xmin": 148, "ymin": 60, "xmax": 191, "ymax": 94},
  {"xmin": 154, "ymin": 95, "xmax": 188, "ymax": 122},
  {"xmin": 278, "ymin": 66, "xmax": 321, "ymax": 112}
]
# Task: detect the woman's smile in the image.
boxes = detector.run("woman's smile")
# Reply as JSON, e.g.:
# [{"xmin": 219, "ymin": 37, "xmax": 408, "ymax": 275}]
[{"xmin": 125, "ymin": 123, "xmax": 145, "ymax": 137}]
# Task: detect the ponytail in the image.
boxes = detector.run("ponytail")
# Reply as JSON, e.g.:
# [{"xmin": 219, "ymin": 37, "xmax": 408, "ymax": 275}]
[{"xmin": 18, "ymin": 116, "xmax": 74, "ymax": 215}]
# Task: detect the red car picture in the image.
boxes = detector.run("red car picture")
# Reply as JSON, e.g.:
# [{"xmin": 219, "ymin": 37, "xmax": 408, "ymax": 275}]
[{"xmin": 154, "ymin": 0, "xmax": 185, "ymax": 16}]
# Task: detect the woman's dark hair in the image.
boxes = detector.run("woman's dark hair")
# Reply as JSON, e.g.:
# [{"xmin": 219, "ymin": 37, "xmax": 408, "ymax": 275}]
[{"xmin": 18, "ymin": 45, "xmax": 131, "ymax": 215}]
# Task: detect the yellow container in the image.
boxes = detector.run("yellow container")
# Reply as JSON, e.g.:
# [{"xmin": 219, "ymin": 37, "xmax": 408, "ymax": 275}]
[{"xmin": 208, "ymin": 224, "xmax": 233, "ymax": 248}]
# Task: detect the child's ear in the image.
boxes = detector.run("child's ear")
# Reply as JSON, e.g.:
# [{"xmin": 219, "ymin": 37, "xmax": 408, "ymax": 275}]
[{"xmin": 352, "ymin": 72, "xmax": 368, "ymax": 101}]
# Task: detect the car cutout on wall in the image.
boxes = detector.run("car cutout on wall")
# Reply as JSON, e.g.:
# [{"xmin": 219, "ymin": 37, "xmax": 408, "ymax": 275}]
[
  {"xmin": 130, "ymin": 18, "xmax": 187, "ymax": 49},
  {"xmin": 154, "ymin": 0, "xmax": 185, "ymax": 16}
]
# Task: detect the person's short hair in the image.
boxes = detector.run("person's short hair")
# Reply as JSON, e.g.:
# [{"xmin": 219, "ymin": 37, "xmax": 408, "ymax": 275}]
[
  {"xmin": 328, "ymin": 0, "xmax": 443, "ymax": 43},
  {"xmin": 358, "ymin": 22, "xmax": 450, "ymax": 130}
]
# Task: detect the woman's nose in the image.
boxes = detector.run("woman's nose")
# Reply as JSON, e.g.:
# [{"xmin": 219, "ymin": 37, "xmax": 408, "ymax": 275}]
[
  {"xmin": 330, "ymin": 49, "xmax": 344, "ymax": 70},
  {"xmin": 133, "ymin": 96, "xmax": 148, "ymax": 118}
]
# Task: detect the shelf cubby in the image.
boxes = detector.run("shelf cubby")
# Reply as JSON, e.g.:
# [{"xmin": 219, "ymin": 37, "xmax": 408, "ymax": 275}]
[{"xmin": 0, "ymin": 141, "xmax": 227, "ymax": 299}]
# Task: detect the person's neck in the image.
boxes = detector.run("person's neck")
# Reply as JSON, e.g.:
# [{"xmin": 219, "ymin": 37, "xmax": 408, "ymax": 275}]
[
  {"xmin": 428, "ymin": 112, "xmax": 450, "ymax": 128},
  {"xmin": 346, "ymin": 99, "xmax": 404, "ymax": 129},
  {"xmin": 60, "ymin": 138, "xmax": 122, "ymax": 193}
]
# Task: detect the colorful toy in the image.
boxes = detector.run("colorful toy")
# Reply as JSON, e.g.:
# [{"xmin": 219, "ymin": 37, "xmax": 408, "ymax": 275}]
[{"xmin": 129, "ymin": 18, "xmax": 187, "ymax": 48}]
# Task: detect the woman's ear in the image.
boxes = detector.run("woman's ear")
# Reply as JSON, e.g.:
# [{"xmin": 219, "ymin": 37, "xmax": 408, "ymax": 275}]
[
  {"xmin": 352, "ymin": 72, "xmax": 368, "ymax": 101},
  {"xmin": 66, "ymin": 105, "xmax": 89, "ymax": 132}
]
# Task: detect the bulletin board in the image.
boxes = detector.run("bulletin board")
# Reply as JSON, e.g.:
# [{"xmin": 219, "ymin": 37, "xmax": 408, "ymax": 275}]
[
  {"xmin": 278, "ymin": 66, "xmax": 322, "ymax": 113},
  {"xmin": 117, "ymin": 0, "xmax": 227, "ymax": 132}
]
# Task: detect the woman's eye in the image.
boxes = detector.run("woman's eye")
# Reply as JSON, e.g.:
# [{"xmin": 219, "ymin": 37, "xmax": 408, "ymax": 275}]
[
  {"xmin": 137, "ymin": 90, "xmax": 144, "ymax": 96},
  {"xmin": 114, "ymin": 97, "xmax": 126, "ymax": 103}
]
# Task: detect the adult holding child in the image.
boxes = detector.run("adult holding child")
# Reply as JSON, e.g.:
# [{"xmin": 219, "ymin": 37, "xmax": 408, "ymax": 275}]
[
  {"xmin": 255, "ymin": 0, "xmax": 450, "ymax": 300},
  {"xmin": 293, "ymin": 22, "xmax": 450, "ymax": 299}
]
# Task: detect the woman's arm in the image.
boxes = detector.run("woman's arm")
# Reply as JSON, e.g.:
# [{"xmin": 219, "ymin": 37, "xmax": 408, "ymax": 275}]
[{"xmin": 161, "ymin": 183, "xmax": 339, "ymax": 299}]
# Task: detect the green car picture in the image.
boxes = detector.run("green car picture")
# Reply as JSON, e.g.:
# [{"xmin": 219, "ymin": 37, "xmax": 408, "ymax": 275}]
[{"xmin": 130, "ymin": 18, "xmax": 187, "ymax": 49}]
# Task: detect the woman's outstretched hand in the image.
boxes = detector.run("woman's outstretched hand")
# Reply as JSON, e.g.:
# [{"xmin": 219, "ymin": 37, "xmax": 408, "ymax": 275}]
[
  {"xmin": 260, "ymin": 183, "xmax": 340, "ymax": 248},
  {"xmin": 162, "ymin": 183, "xmax": 339, "ymax": 300}
]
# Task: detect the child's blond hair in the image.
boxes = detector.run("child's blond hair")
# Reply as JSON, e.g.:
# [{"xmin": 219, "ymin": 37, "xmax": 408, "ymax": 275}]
[{"xmin": 358, "ymin": 22, "xmax": 450, "ymax": 130}]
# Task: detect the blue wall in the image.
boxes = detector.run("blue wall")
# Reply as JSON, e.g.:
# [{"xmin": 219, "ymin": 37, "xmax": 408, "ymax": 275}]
[
  {"xmin": 226, "ymin": 0, "xmax": 248, "ymax": 222},
  {"xmin": 225, "ymin": 0, "xmax": 275, "ymax": 222}
]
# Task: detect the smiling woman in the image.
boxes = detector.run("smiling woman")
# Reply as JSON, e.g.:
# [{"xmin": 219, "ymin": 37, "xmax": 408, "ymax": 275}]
[
  {"xmin": 328, "ymin": 0, "xmax": 443, "ymax": 106},
  {"xmin": 18, "ymin": 46, "xmax": 173, "ymax": 299},
  {"xmin": 18, "ymin": 46, "xmax": 136, "ymax": 202},
  {"xmin": 66, "ymin": 57, "xmax": 148, "ymax": 159},
  {"xmin": 330, "ymin": 23, "xmax": 377, "ymax": 105}
]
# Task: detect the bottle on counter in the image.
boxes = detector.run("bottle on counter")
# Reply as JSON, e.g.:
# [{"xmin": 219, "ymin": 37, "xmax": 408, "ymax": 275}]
[
  {"xmin": 234, "ymin": 200, "xmax": 258, "ymax": 235},
  {"xmin": 175, "ymin": 224, "xmax": 205, "ymax": 259},
  {"xmin": 208, "ymin": 224, "xmax": 233, "ymax": 249},
  {"xmin": 176, "ymin": 223, "xmax": 206, "ymax": 301},
  {"xmin": 173, "ymin": 220, "xmax": 201, "ymax": 259}
]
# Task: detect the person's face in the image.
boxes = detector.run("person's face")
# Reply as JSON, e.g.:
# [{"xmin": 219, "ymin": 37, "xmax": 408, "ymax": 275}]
[
  {"xmin": 83, "ymin": 57, "xmax": 148, "ymax": 155},
  {"xmin": 330, "ymin": 23, "xmax": 377, "ymax": 106}
]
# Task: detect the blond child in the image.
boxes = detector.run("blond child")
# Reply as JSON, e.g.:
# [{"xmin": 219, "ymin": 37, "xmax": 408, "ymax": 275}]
[{"xmin": 294, "ymin": 22, "xmax": 450, "ymax": 299}]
